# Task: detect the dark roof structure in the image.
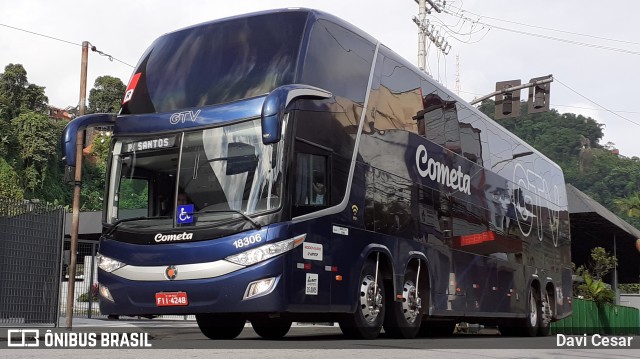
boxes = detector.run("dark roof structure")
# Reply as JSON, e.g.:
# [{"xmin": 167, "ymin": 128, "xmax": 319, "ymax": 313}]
[{"xmin": 566, "ymin": 184, "xmax": 640, "ymax": 283}]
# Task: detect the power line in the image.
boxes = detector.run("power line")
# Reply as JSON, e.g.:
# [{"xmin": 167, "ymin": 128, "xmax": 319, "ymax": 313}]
[
  {"xmin": 0, "ymin": 22, "xmax": 81, "ymax": 47},
  {"xmin": 430, "ymin": 16, "xmax": 491, "ymax": 45},
  {"xmin": 486, "ymin": 24, "xmax": 640, "ymax": 56},
  {"xmin": 447, "ymin": 6, "xmax": 640, "ymax": 46},
  {"xmin": 88, "ymin": 42, "xmax": 134, "ymax": 68},
  {"xmin": 0, "ymin": 22, "xmax": 134, "ymax": 68},
  {"xmin": 551, "ymin": 104, "xmax": 640, "ymax": 115},
  {"xmin": 553, "ymin": 78, "xmax": 640, "ymax": 128},
  {"xmin": 441, "ymin": 10, "xmax": 640, "ymax": 56}
]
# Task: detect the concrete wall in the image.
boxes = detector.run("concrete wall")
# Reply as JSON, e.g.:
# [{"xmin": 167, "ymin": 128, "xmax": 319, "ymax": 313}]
[{"xmin": 620, "ymin": 293, "xmax": 640, "ymax": 311}]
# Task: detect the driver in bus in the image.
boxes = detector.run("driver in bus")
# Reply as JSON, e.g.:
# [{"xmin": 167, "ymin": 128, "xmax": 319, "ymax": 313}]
[
  {"xmin": 310, "ymin": 173, "xmax": 326, "ymax": 205},
  {"xmin": 177, "ymin": 191, "xmax": 189, "ymax": 205}
]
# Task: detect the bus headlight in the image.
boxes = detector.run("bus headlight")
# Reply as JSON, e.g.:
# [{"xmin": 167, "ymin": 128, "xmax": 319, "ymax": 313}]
[
  {"xmin": 244, "ymin": 277, "xmax": 277, "ymax": 300},
  {"xmin": 96, "ymin": 253, "xmax": 126, "ymax": 273},
  {"xmin": 225, "ymin": 234, "xmax": 306, "ymax": 266},
  {"xmin": 98, "ymin": 283, "xmax": 114, "ymax": 302}
]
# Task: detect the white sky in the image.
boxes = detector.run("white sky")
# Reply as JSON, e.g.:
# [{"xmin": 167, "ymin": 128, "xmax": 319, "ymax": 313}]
[{"xmin": 1, "ymin": 0, "xmax": 639, "ymax": 157}]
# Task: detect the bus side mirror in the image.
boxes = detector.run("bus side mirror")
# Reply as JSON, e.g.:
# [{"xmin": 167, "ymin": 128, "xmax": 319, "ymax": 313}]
[
  {"xmin": 261, "ymin": 84, "xmax": 332, "ymax": 145},
  {"xmin": 61, "ymin": 113, "xmax": 116, "ymax": 182}
]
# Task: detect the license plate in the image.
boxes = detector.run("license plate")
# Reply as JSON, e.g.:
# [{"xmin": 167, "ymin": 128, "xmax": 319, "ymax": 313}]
[{"xmin": 155, "ymin": 292, "xmax": 188, "ymax": 307}]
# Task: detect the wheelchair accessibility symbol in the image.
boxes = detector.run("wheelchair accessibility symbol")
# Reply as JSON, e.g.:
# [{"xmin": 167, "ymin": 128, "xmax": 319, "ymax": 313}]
[{"xmin": 177, "ymin": 204, "xmax": 194, "ymax": 224}]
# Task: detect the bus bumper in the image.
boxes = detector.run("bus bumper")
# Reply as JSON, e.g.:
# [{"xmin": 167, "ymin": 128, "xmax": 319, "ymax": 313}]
[{"xmin": 98, "ymin": 256, "xmax": 286, "ymax": 316}]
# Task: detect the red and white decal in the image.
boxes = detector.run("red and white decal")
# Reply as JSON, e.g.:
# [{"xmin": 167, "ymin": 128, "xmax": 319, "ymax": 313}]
[
  {"xmin": 122, "ymin": 73, "xmax": 141, "ymax": 104},
  {"xmin": 302, "ymin": 242, "xmax": 323, "ymax": 261}
]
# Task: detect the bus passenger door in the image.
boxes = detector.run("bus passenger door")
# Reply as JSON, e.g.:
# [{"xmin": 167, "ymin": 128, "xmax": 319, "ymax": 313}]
[{"xmin": 288, "ymin": 140, "xmax": 333, "ymax": 309}]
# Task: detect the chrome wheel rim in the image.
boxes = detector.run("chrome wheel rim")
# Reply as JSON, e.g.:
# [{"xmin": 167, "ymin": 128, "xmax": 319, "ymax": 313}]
[
  {"xmin": 402, "ymin": 279, "xmax": 421, "ymax": 324},
  {"xmin": 529, "ymin": 291, "xmax": 538, "ymax": 327},
  {"xmin": 360, "ymin": 275, "xmax": 382, "ymax": 323}
]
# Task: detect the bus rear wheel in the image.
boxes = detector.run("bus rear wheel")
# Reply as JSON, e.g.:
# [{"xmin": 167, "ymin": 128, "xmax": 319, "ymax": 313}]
[
  {"xmin": 339, "ymin": 259, "xmax": 385, "ymax": 339},
  {"xmin": 538, "ymin": 289, "xmax": 552, "ymax": 336},
  {"xmin": 196, "ymin": 313, "xmax": 245, "ymax": 339},
  {"xmin": 384, "ymin": 267, "xmax": 425, "ymax": 338},
  {"xmin": 499, "ymin": 286, "xmax": 541, "ymax": 337},
  {"xmin": 251, "ymin": 317, "xmax": 292, "ymax": 339}
]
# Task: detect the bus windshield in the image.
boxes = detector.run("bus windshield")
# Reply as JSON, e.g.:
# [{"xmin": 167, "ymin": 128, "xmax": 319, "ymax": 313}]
[{"xmin": 106, "ymin": 119, "xmax": 284, "ymax": 228}]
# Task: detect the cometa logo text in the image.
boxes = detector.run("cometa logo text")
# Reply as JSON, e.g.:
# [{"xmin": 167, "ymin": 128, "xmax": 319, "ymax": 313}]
[
  {"xmin": 415, "ymin": 144, "xmax": 471, "ymax": 195},
  {"xmin": 154, "ymin": 232, "xmax": 194, "ymax": 243}
]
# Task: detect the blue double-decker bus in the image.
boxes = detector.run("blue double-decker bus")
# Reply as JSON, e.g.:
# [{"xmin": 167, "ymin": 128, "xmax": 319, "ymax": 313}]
[{"xmin": 62, "ymin": 8, "xmax": 572, "ymax": 339}]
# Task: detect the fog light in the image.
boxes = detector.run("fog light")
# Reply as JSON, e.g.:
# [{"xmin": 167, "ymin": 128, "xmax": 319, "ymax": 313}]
[
  {"xmin": 99, "ymin": 283, "xmax": 114, "ymax": 302},
  {"xmin": 243, "ymin": 277, "xmax": 277, "ymax": 300}
]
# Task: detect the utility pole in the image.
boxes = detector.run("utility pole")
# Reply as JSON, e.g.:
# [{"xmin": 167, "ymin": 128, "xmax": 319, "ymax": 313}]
[
  {"xmin": 416, "ymin": 0, "xmax": 428, "ymax": 72},
  {"xmin": 79, "ymin": 41, "xmax": 88, "ymax": 116},
  {"xmin": 66, "ymin": 40, "xmax": 89, "ymax": 330},
  {"xmin": 412, "ymin": 1, "xmax": 449, "ymax": 75}
]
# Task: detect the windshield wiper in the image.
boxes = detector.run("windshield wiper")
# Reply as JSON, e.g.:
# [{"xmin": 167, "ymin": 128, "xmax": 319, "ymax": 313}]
[
  {"xmin": 105, "ymin": 216, "xmax": 171, "ymax": 237},
  {"xmin": 191, "ymin": 209, "xmax": 261, "ymax": 230}
]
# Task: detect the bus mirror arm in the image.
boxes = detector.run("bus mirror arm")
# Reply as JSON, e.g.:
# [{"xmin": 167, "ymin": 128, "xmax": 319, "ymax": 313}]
[
  {"xmin": 61, "ymin": 113, "xmax": 116, "ymax": 168},
  {"xmin": 261, "ymin": 84, "xmax": 332, "ymax": 145}
]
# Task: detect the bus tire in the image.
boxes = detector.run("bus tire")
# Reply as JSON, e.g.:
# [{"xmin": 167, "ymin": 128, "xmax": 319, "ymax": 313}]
[
  {"xmin": 339, "ymin": 259, "xmax": 385, "ymax": 339},
  {"xmin": 538, "ymin": 289, "xmax": 552, "ymax": 336},
  {"xmin": 524, "ymin": 286, "xmax": 542, "ymax": 337},
  {"xmin": 251, "ymin": 317, "xmax": 292, "ymax": 339},
  {"xmin": 384, "ymin": 267, "xmax": 425, "ymax": 339},
  {"xmin": 499, "ymin": 286, "xmax": 540, "ymax": 337},
  {"xmin": 196, "ymin": 313, "xmax": 245, "ymax": 339}
]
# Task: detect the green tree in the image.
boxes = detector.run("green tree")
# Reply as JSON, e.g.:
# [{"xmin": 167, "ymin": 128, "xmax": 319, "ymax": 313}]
[
  {"xmin": 0, "ymin": 64, "xmax": 48, "ymax": 121},
  {"xmin": 0, "ymin": 157, "xmax": 24, "ymax": 200},
  {"xmin": 614, "ymin": 192, "xmax": 640, "ymax": 218},
  {"xmin": 11, "ymin": 111, "xmax": 60, "ymax": 192},
  {"xmin": 80, "ymin": 161, "xmax": 107, "ymax": 211},
  {"xmin": 618, "ymin": 283, "xmax": 640, "ymax": 294},
  {"xmin": 0, "ymin": 64, "xmax": 49, "ymax": 160},
  {"xmin": 88, "ymin": 75, "xmax": 125, "ymax": 114},
  {"xmin": 574, "ymin": 247, "xmax": 617, "ymax": 305},
  {"xmin": 76, "ymin": 74, "xmax": 126, "ymax": 209},
  {"xmin": 578, "ymin": 273, "xmax": 615, "ymax": 304},
  {"xmin": 587, "ymin": 247, "xmax": 617, "ymax": 281},
  {"xmin": 90, "ymin": 131, "xmax": 112, "ymax": 164},
  {"xmin": 0, "ymin": 63, "xmax": 72, "ymax": 205}
]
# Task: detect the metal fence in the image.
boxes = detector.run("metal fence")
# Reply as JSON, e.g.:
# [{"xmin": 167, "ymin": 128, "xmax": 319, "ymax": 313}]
[
  {"xmin": 551, "ymin": 298, "xmax": 640, "ymax": 335},
  {"xmin": 0, "ymin": 197, "xmax": 64, "ymax": 326},
  {"xmin": 59, "ymin": 239, "xmax": 103, "ymax": 318}
]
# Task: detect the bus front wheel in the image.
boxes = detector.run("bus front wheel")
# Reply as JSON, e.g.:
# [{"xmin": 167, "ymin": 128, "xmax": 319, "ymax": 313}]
[
  {"xmin": 251, "ymin": 317, "xmax": 292, "ymax": 339},
  {"xmin": 196, "ymin": 313, "xmax": 245, "ymax": 339},
  {"xmin": 339, "ymin": 259, "xmax": 385, "ymax": 339}
]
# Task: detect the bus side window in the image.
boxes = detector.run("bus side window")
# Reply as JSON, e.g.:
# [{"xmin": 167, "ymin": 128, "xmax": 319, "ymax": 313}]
[{"xmin": 294, "ymin": 153, "xmax": 328, "ymax": 207}]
